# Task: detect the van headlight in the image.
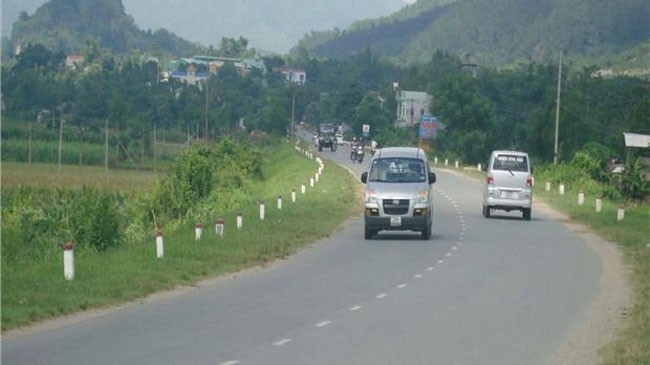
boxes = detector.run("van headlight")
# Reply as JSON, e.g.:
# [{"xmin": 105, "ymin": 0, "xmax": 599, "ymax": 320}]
[
  {"xmin": 365, "ymin": 189, "xmax": 379, "ymax": 204},
  {"xmin": 415, "ymin": 189, "xmax": 429, "ymax": 204}
]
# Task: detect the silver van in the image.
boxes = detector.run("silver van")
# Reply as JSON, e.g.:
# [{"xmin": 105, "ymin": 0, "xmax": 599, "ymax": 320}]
[
  {"xmin": 482, "ymin": 150, "xmax": 533, "ymax": 220},
  {"xmin": 361, "ymin": 147, "xmax": 437, "ymax": 239}
]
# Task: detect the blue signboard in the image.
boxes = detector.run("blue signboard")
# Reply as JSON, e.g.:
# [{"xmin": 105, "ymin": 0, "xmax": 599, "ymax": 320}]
[{"xmin": 419, "ymin": 114, "xmax": 438, "ymax": 140}]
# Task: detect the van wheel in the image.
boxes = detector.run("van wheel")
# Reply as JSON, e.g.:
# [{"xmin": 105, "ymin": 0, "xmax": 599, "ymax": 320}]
[
  {"xmin": 523, "ymin": 208, "xmax": 532, "ymax": 221},
  {"xmin": 421, "ymin": 224, "xmax": 431, "ymax": 240},
  {"xmin": 364, "ymin": 228, "xmax": 374, "ymax": 239},
  {"xmin": 483, "ymin": 205, "xmax": 491, "ymax": 218}
]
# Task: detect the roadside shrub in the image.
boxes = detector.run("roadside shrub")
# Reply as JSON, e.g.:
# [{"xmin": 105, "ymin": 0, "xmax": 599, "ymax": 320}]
[{"xmin": 67, "ymin": 188, "xmax": 124, "ymax": 251}]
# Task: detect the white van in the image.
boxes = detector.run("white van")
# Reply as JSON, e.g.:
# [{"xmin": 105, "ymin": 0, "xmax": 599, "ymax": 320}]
[
  {"xmin": 482, "ymin": 150, "xmax": 533, "ymax": 220},
  {"xmin": 361, "ymin": 147, "xmax": 437, "ymax": 239}
]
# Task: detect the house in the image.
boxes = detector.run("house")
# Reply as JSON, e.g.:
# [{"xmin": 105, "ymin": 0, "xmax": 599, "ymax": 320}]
[
  {"xmin": 167, "ymin": 55, "xmax": 267, "ymax": 85},
  {"xmin": 395, "ymin": 89, "xmax": 432, "ymax": 127},
  {"xmin": 273, "ymin": 67, "xmax": 306, "ymax": 85},
  {"xmin": 65, "ymin": 55, "xmax": 85, "ymax": 69}
]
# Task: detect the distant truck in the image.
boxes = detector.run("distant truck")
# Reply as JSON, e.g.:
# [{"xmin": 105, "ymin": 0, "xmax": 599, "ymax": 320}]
[{"xmin": 317, "ymin": 123, "xmax": 337, "ymax": 152}]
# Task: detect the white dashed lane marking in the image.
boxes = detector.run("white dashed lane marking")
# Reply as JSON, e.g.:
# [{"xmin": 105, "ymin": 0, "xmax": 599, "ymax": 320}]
[
  {"xmin": 219, "ymin": 361, "xmax": 240, "ymax": 365},
  {"xmin": 273, "ymin": 339, "xmax": 292, "ymax": 346},
  {"xmin": 376, "ymin": 293, "xmax": 388, "ymax": 299},
  {"xmin": 315, "ymin": 320, "xmax": 332, "ymax": 328},
  {"xmin": 397, "ymin": 284, "xmax": 408, "ymax": 289},
  {"xmin": 349, "ymin": 305, "xmax": 363, "ymax": 311}
]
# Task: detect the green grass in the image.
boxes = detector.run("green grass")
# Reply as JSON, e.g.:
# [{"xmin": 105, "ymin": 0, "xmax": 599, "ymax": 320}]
[{"xmin": 1, "ymin": 142, "xmax": 359, "ymax": 331}]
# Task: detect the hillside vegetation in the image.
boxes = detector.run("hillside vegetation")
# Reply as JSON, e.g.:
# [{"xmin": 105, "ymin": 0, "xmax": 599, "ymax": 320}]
[
  {"xmin": 4, "ymin": 0, "xmax": 200, "ymax": 59},
  {"xmin": 297, "ymin": 0, "xmax": 650, "ymax": 67}
]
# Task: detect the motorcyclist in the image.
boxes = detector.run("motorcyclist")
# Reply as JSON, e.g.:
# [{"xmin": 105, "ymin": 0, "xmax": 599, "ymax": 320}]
[{"xmin": 370, "ymin": 139, "xmax": 378, "ymax": 155}]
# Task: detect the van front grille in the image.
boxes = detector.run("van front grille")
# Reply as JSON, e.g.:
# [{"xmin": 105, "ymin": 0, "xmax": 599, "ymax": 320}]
[{"xmin": 382, "ymin": 199, "xmax": 410, "ymax": 215}]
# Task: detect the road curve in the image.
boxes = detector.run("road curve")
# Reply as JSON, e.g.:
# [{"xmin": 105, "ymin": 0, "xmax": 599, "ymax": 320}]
[{"xmin": 2, "ymin": 133, "xmax": 601, "ymax": 365}]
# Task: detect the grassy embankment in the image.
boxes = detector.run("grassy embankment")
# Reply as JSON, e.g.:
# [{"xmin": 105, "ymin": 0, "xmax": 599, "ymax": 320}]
[
  {"xmin": 440, "ymin": 162, "xmax": 649, "ymax": 365},
  {"xmin": 1, "ymin": 141, "xmax": 359, "ymax": 331}
]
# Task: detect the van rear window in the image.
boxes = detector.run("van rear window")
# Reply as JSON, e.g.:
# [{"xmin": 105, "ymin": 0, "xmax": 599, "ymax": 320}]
[{"xmin": 493, "ymin": 155, "xmax": 528, "ymax": 172}]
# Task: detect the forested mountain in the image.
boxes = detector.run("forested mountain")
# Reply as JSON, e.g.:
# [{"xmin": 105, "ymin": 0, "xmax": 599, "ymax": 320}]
[
  {"xmin": 2, "ymin": 0, "xmax": 409, "ymax": 55},
  {"xmin": 298, "ymin": 0, "xmax": 650, "ymax": 67},
  {"xmin": 5, "ymin": 0, "xmax": 201, "ymax": 59}
]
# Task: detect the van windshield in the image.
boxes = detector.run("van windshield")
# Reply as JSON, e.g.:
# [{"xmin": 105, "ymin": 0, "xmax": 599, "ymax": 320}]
[
  {"xmin": 368, "ymin": 158, "xmax": 426, "ymax": 183},
  {"xmin": 493, "ymin": 155, "xmax": 528, "ymax": 172}
]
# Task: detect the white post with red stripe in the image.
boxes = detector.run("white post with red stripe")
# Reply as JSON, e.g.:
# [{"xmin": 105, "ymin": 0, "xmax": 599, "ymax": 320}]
[
  {"xmin": 156, "ymin": 228, "xmax": 164, "ymax": 258},
  {"xmin": 259, "ymin": 200, "xmax": 265, "ymax": 220},
  {"xmin": 215, "ymin": 218, "xmax": 224, "ymax": 237},
  {"xmin": 195, "ymin": 223, "xmax": 202, "ymax": 241},
  {"xmin": 236, "ymin": 212, "xmax": 243, "ymax": 229},
  {"xmin": 63, "ymin": 242, "xmax": 74, "ymax": 280}
]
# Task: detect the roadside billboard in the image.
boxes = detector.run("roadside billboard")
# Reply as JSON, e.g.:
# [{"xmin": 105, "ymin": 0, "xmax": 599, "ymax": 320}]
[{"xmin": 419, "ymin": 114, "xmax": 438, "ymax": 140}]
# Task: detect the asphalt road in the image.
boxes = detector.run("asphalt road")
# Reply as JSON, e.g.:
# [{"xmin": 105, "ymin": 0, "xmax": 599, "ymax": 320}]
[{"xmin": 2, "ymin": 131, "xmax": 601, "ymax": 365}]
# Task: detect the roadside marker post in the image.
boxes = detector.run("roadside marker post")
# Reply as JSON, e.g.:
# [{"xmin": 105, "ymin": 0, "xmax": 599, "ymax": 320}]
[
  {"xmin": 310, "ymin": 177, "xmax": 314, "ymax": 187},
  {"xmin": 63, "ymin": 242, "xmax": 74, "ymax": 281},
  {"xmin": 545, "ymin": 181, "xmax": 551, "ymax": 192},
  {"xmin": 277, "ymin": 196, "xmax": 283, "ymax": 210},
  {"xmin": 236, "ymin": 212, "xmax": 243, "ymax": 229},
  {"xmin": 578, "ymin": 191, "xmax": 585, "ymax": 205},
  {"xmin": 617, "ymin": 206, "xmax": 625, "ymax": 221},
  {"xmin": 559, "ymin": 183, "xmax": 565, "ymax": 195},
  {"xmin": 215, "ymin": 218, "xmax": 224, "ymax": 237},
  {"xmin": 195, "ymin": 223, "xmax": 202, "ymax": 241},
  {"xmin": 291, "ymin": 188, "xmax": 296, "ymax": 203},
  {"xmin": 156, "ymin": 228, "xmax": 164, "ymax": 258},
  {"xmin": 259, "ymin": 200, "xmax": 265, "ymax": 220},
  {"xmin": 301, "ymin": 183, "xmax": 306, "ymax": 194},
  {"xmin": 595, "ymin": 196, "xmax": 602, "ymax": 213}
]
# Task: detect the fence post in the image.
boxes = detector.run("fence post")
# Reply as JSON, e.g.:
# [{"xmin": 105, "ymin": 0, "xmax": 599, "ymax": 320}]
[{"xmin": 63, "ymin": 242, "xmax": 74, "ymax": 281}]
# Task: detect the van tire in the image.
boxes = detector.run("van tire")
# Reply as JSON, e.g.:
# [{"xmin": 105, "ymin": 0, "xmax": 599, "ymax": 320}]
[
  {"xmin": 523, "ymin": 208, "xmax": 531, "ymax": 221},
  {"xmin": 421, "ymin": 224, "xmax": 431, "ymax": 240},
  {"xmin": 483, "ymin": 205, "xmax": 491, "ymax": 218},
  {"xmin": 364, "ymin": 228, "xmax": 374, "ymax": 239}
]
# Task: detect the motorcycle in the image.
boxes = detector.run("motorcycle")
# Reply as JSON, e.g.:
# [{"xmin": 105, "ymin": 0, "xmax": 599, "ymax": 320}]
[{"xmin": 350, "ymin": 145, "xmax": 365, "ymax": 163}]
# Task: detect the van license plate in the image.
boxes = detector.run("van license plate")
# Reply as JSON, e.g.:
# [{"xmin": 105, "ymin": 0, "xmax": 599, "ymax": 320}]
[
  {"xmin": 502, "ymin": 191, "xmax": 517, "ymax": 199},
  {"xmin": 390, "ymin": 217, "xmax": 402, "ymax": 227}
]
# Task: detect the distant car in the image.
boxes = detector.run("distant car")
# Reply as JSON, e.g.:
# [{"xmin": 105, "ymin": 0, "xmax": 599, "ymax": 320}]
[
  {"xmin": 335, "ymin": 133, "xmax": 344, "ymax": 145},
  {"xmin": 361, "ymin": 147, "xmax": 437, "ymax": 239},
  {"xmin": 482, "ymin": 150, "xmax": 533, "ymax": 220}
]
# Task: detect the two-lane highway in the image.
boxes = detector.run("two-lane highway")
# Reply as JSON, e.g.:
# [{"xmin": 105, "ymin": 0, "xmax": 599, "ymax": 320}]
[{"xmin": 2, "ymin": 134, "xmax": 601, "ymax": 365}]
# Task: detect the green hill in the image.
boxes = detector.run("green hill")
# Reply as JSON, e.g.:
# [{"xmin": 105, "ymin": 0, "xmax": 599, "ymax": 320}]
[
  {"xmin": 297, "ymin": 0, "xmax": 650, "ymax": 67},
  {"xmin": 6, "ymin": 0, "xmax": 200, "ymax": 58}
]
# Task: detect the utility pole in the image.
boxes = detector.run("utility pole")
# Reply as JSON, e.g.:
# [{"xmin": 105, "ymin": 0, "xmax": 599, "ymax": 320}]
[
  {"xmin": 204, "ymin": 79, "xmax": 209, "ymax": 142},
  {"xmin": 58, "ymin": 117, "xmax": 64, "ymax": 174},
  {"xmin": 553, "ymin": 49, "xmax": 563, "ymax": 165}
]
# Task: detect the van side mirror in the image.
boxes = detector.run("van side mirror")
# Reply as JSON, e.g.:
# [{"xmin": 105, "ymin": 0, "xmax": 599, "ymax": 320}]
[
  {"xmin": 428, "ymin": 172, "xmax": 436, "ymax": 184},
  {"xmin": 361, "ymin": 172, "xmax": 368, "ymax": 184}
]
